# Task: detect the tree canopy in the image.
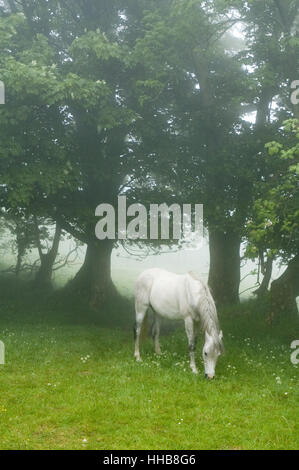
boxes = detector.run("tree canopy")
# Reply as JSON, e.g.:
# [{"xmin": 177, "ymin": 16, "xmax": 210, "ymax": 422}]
[{"xmin": 0, "ymin": 0, "xmax": 298, "ymax": 310}]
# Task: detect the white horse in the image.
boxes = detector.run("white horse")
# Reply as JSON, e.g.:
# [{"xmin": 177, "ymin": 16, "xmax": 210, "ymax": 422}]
[{"xmin": 134, "ymin": 268, "xmax": 223, "ymax": 379}]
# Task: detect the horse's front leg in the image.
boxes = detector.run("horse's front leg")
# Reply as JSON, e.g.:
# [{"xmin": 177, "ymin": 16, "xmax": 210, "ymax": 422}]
[{"xmin": 184, "ymin": 316, "xmax": 198, "ymax": 374}]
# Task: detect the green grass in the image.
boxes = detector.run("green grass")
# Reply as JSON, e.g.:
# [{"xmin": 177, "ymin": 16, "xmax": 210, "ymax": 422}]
[{"xmin": 0, "ymin": 279, "xmax": 298, "ymax": 450}]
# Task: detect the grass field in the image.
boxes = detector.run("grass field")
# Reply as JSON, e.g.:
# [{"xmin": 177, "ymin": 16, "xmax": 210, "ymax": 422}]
[{"xmin": 0, "ymin": 278, "xmax": 298, "ymax": 450}]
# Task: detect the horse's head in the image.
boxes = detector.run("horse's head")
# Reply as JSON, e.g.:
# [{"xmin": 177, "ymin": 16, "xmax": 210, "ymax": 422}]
[{"xmin": 202, "ymin": 330, "xmax": 223, "ymax": 379}]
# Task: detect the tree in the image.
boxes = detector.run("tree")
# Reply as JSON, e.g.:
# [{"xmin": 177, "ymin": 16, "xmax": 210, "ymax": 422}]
[
  {"xmin": 0, "ymin": 213, "xmax": 36, "ymax": 276},
  {"xmin": 0, "ymin": 10, "xmax": 76, "ymax": 287},
  {"xmin": 238, "ymin": 0, "xmax": 299, "ymax": 307},
  {"xmin": 33, "ymin": 218, "xmax": 62, "ymax": 288},
  {"xmin": 0, "ymin": 0, "xmax": 297, "ymax": 312},
  {"xmin": 0, "ymin": 210, "xmax": 63, "ymax": 284},
  {"xmin": 129, "ymin": 0, "xmax": 266, "ymax": 304},
  {"xmin": 247, "ymin": 119, "xmax": 299, "ymax": 315},
  {"xmin": 0, "ymin": 2, "xmax": 170, "ymax": 308}
]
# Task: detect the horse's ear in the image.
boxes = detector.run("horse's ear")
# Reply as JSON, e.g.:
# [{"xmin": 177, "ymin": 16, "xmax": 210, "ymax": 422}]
[{"xmin": 205, "ymin": 331, "xmax": 212, "ymax": 342}]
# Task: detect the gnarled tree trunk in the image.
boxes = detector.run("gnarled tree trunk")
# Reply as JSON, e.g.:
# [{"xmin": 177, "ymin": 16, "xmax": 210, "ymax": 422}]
[
  {"xmin": 270, "ymin": 254, "xmax": 299, "ymax": 316},
  {"xmin": 208, "ymin": 230, "xmax": 241, "ymax": 306},
  {"xmin": 254, "ymin": 255, "xmax": 273, "ymax": 298},
  {"xmin": 68, "ymin": 240, "xmax": 117, "ymax": 309},
  {"xmin": 34, "ymin": 222, "xmax": 62, "ymax": 288}
]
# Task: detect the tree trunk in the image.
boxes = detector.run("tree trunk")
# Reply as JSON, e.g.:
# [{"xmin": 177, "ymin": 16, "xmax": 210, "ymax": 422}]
[
  {"xmin": 35, "ymin": 253, "xmax": 57, "ymax": 288},
  {"xmin": 67, "ymin": 240, "xmax": 116, "ymax": 309},
  {"xmin": 34, "ymin": 222, "xmax": 62, "ymax": 288},
  {"xmin": 270, "ymin": 254, "xmax": 299, "ymax": 316},
  {"xmin": 15, "ymin": 224, "xmax": 26, "ymax": 278},
  {"xmin": 208, "ymin": 230, "xmax": 241, "ymax": 305},
  {"xmin": 15, "ymin": 249, "xmax": 23, "ymax": 278},
  {"xmin": 254, "ymin": 255, "xmax": 273, "ymax": 298}
]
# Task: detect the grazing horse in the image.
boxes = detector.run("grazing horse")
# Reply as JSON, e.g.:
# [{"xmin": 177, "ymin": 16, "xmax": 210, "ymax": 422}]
[{"xmin": 134, "ymin": 268, "xmax": 223, "ymax": 379}]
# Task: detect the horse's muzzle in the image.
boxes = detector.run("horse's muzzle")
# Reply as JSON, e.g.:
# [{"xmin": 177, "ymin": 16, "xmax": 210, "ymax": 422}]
[{"xmin": 205, "ymin": 373, "xmax": 215, "ymax": 380}]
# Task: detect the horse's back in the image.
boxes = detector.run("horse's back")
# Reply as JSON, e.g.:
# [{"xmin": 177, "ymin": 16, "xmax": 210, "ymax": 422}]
[
  {"xmin": 135, "ymin": 268, "xmax": 183, "ymax": 293},
  {"xmin": 135, "ymin": 268, "xmax": 164, "ymax": 295},
  {"xmin": 135, "ymin": 268, "xmax": 188, "ymax": 320}
]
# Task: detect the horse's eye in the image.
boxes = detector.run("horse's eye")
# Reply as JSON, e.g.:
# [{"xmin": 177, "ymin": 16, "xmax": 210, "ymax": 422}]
[{"xmin": 204, "ymin": 352, "xmax": 207, "ymax": 356}]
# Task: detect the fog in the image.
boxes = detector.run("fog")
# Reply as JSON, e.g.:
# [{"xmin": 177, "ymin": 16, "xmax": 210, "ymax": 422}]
[{"xmin": 1, "ymin": 232, "xmax": 288, "ymax": 301}]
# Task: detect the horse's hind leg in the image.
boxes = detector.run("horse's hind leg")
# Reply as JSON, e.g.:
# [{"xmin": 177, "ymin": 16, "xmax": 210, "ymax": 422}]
[
  {"xmin": 151, "ymin": 313, "xmax": 161, "ymax": 355},
  {"xmin": 184, "ymin": 316, "xmax": 198, "ymax": 374},
  {"xmin": 134, "ymin": 299, "xmax": 148, "ymax": 362}
]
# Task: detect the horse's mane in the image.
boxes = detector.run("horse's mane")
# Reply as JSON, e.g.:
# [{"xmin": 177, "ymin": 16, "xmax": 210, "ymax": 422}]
[{"xmin": 188, "ymin": 272, "xmax": 224, "ymax": 353}]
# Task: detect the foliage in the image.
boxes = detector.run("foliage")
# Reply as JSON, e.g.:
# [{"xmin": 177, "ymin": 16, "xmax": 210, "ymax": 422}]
[
  {"xmin": 0, "ymin": 1, "xmax": 298, "ymax": 304},
  {"xmin": 246, "ymin": 119, "xmax": 299, "ymax": 263}
]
